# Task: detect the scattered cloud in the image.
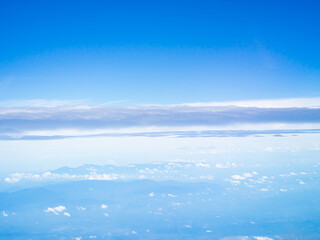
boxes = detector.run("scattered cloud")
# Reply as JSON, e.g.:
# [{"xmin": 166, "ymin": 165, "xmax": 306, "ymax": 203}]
[
  {"xmin": 216, "ymin": 162, "xmax": 237, "ymax": 168},
  {"xmin": 195, "ymin": 162, "xmax": 210, "ymax": 168},
  {"xmin": 3, "ymin": 172, "xmax": 120, "ymax": 183}
]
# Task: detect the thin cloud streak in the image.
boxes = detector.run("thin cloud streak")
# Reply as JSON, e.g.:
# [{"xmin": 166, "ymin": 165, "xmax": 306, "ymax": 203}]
[{"xmin": 0, "ymin": 129, "xmax": 320, "ymax": 141}]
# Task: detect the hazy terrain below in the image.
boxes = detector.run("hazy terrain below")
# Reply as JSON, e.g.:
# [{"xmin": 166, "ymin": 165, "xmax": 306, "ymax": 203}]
[{"xmin": 1, "ymin": 160, "xmax": 319, "ymax": 240}]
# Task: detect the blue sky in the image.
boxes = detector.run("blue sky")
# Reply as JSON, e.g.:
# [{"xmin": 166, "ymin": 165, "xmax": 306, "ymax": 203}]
[
  {"xmin": 0, "ymin": 0, "xmax": 320, "ymax": 104},
  {"xmin": 0, "ymin": 0, "xmax": 320, "ymax": 173}
]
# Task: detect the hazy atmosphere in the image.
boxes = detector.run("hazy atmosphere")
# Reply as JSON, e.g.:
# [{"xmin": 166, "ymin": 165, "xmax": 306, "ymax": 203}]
[{"xmin": 1, "ymin": 1, "xmax": 320, "ymax": 239}]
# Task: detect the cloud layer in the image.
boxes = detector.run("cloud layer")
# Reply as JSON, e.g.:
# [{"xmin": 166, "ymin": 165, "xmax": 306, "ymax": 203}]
[{"xmin": 1, "ymin": 101, "xmax": 320, "ymax": 140}]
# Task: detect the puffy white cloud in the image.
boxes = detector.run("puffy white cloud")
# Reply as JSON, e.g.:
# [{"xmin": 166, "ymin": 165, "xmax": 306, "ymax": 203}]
[
  {"xmin": 54, "ymin": 206, "xmax": 66, "ymax": 212},
  {"xmin": 44, "ymin": 205, "xmax": 66, "ymax": 215},
  {"xmin": 101, "ymin": 204, "xmax": 108, "ymax": 209},
  {"xmin": 231, "ymin": 172, "xmax": 256, "ymax": 181},
  {"xmin": 149, "ymin": 192, "xmax": 155, "ymax": 197},
  {"xmin": 44, "ymin": 207, "xmax": 58, "ymax": 215}
]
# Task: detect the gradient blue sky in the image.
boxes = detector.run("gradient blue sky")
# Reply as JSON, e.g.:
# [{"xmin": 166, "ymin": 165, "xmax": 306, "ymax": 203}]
[
  {"xmin": 0, "ymin": 0, "xmax": 320, "ymax": 104},
  {"xmin": 0, "ymin": 1, "xmax": 320, "ymax": 174}
]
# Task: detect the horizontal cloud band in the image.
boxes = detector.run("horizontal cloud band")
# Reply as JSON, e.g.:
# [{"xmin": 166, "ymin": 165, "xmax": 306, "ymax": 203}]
[
  {"xmin": 0, "ymin": 105, "xmax": 320, "ymax": 139},
  {"xmin": 0, "ymin": 129, "xmax": 320, "ymax": 141}
]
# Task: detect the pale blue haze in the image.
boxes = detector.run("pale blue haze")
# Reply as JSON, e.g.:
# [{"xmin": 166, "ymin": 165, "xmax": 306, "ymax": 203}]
[{"xmin": 0, "ymin": 1, "xmax": 320, "ymax": 239}]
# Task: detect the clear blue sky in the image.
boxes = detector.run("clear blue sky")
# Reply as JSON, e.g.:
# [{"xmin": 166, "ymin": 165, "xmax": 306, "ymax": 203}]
[{"xmin": 0, "ymin": 0, "xmax": 319, "ymax": 104}]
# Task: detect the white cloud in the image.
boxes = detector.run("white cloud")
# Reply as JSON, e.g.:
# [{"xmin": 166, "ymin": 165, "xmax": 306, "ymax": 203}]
[
  {"xmin": 54, "ymin": 206, "xmax": 66, "ymax": 212},
  {"xmin": 44, "ymin": 207, "xmax": 59, "ymax": 215},
  {"xmin": 2, "ymin": 211, "xmax": 8, "ymax": 217},
  {"xmin": 168, "ymin": 193, "xmax": 177, "ymax": 198},
  {"xmin": 195, "ymin": 162, "xmax": 210, "ymax": 168},
  {"xmin": 149, "ymin": 192, "xmax": 155, "ymax": 197},
  {"xmin": 231, "ymin": 172, "xmax": 255, "ymax": 182},
  {"xmin": 44, "ymin": 205, "xmax": 66, "ymax": 215},
  {"xmin": 243, "ymin": 173, "xmax": 253, "ymax": 178},
  {"xmin": 215, "ymin": 162, "xmax": 237, "ymax": 168},
  {"xmin": 88, "ymin": 173, "xmax": 119, "ymax": 181},
  {"xmin": 253, "ymin": 237, "xmax": 274, "ymax": 240},
  {"xmin": 3, "ymin": 172, "xmax": 120, "ymax": 183},
  {"xmin": 101, "ymin": 204, "xmax": 108, "ymax": 209},
  {"xmin": 181, "ymin": 97, "xmax": 320, "ymax": 108},
  {"xmin": 1, "ymin": 99, "xmax": 320, "ymax": 141},
  {"xmin": 231, "ymin": 175, "xmax": 246, "ymax": 180},
  {"xmin": 64, "ymin": 212, "xmax": 71, "ymax": 217}
]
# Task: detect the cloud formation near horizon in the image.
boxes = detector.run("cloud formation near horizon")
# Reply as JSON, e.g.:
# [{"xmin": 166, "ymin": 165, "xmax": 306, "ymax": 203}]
[{"xmin": 0, "ymin": 102, "xmax": 320, "ymax": 140}]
